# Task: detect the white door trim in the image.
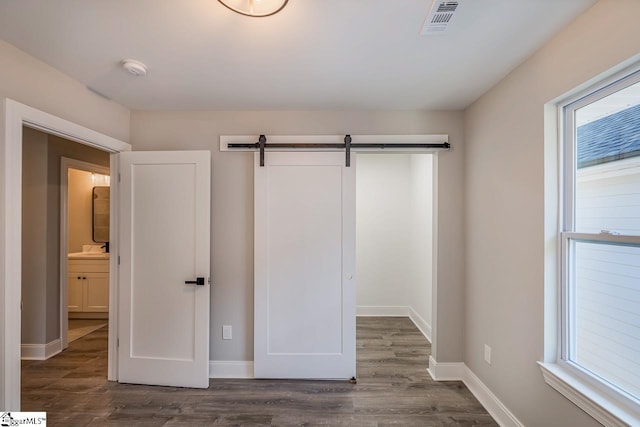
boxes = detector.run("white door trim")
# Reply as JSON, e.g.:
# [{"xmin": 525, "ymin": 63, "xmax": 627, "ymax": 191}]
[
  {"xmin": 430, "ymin": 153, "xmax": 439, "ymax": 361},
  {"xmin": 59, "ymin": 158, "xmax": 110, "ymax": 351},
  {"xmin": 0, "ymin": 98, "xmax": 131, "ymax": 410}
]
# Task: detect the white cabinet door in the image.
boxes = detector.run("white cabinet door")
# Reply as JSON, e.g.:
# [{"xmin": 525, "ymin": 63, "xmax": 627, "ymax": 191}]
[
  {"xmin": 118, "ymin": 151, "xmax": 211, "ymax": 388},
  {"xmin": 68, "ymin": 260, "xmax": 109, "ymax": 313},
  {"xmin": 84, "ymin": 272, "xmax": 109, "ymax": 312},
  {"xmin": 254, "ymin": 152, "xmax": 356, "ymax": 379},
  {"xmin": 67, "ymin": 274, "xmax": 83, "ymax": 312}
]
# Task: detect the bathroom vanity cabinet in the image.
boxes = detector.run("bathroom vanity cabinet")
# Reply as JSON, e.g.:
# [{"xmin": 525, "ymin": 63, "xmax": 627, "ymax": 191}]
[{"xmin": 68, "ymin": 259, "xmax": 109, "ymax": 318}]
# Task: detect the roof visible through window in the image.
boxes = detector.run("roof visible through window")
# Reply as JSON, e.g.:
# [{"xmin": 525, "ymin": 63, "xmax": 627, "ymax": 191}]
[{"xmin": 577, "ymin": 83, "xmax": 640, "ymax": 168}]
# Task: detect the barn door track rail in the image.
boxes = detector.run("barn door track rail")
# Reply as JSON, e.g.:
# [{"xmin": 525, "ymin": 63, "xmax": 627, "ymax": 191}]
[{"xmin": 223, "ymin": 134, "xmax": 450, "ymax": 167}]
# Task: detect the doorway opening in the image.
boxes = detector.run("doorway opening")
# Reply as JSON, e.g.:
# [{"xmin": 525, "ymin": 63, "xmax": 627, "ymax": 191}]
[
  {"xmin": 355, "ymin": 153, "xmax": 433, "ymax": 342},
  {"xmin": 20, "ymin": 127, "xmax": 111, "ymax": 372},
  {"xmin": 1, "ymin": 99, "xmax": 131, "ymax": 410},
  {"xmin": 62, "ymin": 159, "xmax": 111, "ymax": 348}
]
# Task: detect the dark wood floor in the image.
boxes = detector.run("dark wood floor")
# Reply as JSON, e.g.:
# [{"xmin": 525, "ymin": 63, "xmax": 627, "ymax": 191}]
[{"xmin": 22, "ymin": 317, "xmax": 496, "ymax": 426}]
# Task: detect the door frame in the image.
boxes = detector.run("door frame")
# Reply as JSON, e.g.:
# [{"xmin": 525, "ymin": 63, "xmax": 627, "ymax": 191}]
[
  {"xmin": 0, "ymin": 98, "xmax": 131, "ymax": 410},
  {"xmin": 60, "ymin": 158, "xmax": 111, "ymax": 350}
]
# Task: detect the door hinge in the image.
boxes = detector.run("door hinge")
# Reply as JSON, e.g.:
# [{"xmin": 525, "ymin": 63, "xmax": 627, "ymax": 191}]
[
  {"xmin": 117, "ymin": 338, "xmax": 119, "ymax": 348},
  {"xmin": 118, "ymin": 255, "xmax": 120, "ymax": 265},
  {"xmin": 118, "ymin": 173, "xmax": 121, "ymax": 183},
  {"xmin": 208, "ymin": 277, "xmax": 212, "ymax": 285}
]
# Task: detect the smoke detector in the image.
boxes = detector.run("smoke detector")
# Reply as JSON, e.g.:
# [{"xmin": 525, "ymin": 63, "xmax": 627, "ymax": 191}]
[
  {"xmin": 420, "ymin": 1, "xmax": 461, "ymax": 35},
  {"xmin": 121, "ymin": 59, "xmax": 147, "ymax": 76}
]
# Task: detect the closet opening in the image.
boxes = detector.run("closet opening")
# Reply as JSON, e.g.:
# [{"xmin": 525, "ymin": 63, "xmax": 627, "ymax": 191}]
[{"xmin": 356, "ymin": 153, "xmax": 433, "ymax": 343}]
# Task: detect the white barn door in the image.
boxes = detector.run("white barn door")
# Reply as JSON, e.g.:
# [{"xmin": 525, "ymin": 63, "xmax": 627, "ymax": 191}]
[
  {"xmin": 254, "ymin": 152, "xmax": 356, "ymax": 379},
  {"xmin": 118, "ymin": 151, "xmax": 210, "ymax": 388}
]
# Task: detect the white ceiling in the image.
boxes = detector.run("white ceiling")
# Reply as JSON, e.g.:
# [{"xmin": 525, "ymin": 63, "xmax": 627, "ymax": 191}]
[{"xmin": 0, "ymin": 0, "xmax": 597, "ymax": 111}]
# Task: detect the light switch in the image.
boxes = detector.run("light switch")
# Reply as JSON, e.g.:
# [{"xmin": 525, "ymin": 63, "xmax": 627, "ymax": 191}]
[
  {"xmin": 223, "ymin": 325, "xmax": 232, "ymax": 340},
  {"xmin": 484, "ymin": 344, "xmax": 492, "ymax": 365}
]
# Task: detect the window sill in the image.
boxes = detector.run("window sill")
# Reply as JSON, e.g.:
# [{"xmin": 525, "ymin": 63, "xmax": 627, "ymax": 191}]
[{"xmin": 538, "ymin": 362, "xmax": 639, "ymax": 426}]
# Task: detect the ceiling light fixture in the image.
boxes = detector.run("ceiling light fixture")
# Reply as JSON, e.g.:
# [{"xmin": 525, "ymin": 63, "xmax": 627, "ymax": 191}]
[
  {"xmin": 121, "ymin": 59, "xmax": 148, "ymax": 76},
  {"xmin": 217, "ymin": 0, "xmax": 288, "ymax": 17}
]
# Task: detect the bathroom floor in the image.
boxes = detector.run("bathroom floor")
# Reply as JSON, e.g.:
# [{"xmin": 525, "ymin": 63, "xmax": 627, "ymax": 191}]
[{"xmin": 68, "ymin": 319, "xmax": 108, "ymax": 343}]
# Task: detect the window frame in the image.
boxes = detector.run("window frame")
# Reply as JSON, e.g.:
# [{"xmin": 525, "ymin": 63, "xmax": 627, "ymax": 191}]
[{"xmin": 542, "ymin": 67, "xmax": 640, "ymax": 426}]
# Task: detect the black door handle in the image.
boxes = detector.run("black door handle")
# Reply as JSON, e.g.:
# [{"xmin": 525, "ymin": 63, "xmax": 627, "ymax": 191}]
[{"xmin": 185, "ymin": 277, "xmax": 205, "ymax": 286}]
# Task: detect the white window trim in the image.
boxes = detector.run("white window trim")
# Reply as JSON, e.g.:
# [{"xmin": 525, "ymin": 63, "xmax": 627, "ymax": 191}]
[
  {"xmin": 538, "ymin": 362, "xmax": 638, "ymax": 426},
  {"xmin": 541, "ymin": 65, "xmax": 640, "ymax": 427}
]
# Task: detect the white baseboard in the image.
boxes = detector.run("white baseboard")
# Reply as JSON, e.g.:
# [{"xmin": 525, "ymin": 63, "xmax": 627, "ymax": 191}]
[
  {"xmin": 427, "ymin": 356, "xmax": 523, "ymax": 427},
  {"xmin": 209, "ymin": 361, "xmax": 254, "ymax": 379},
  {"xmin": 408, "ymin": 307, "xmax": 432, "ymax": 343},
  {"xmin": 463, "ymin": 366, "xmax": 524, "ymax": 427},
  {"xmin": 21, "ymin": 338, "xmax": 62, "ymax": 360},
  {"xmin": 46, "ymin": 339, "xmax": 62, "ymax": 359},
  {"xmin": 356, "ymin": 305, "xmax": 410, "ymax": 317},
  {"xmin": 427, "ymin": 355, "xmax": 465, "ymax": 380}
]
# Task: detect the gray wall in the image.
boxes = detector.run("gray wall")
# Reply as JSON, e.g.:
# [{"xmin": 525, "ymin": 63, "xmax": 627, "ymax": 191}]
[
  {"xmin": 463, "ymin": 0, "xmax": 640, "ymax": 425},
  {"xmin": 130, "ymin": 110, "xmax": 465, "ymax": 363},
  {"xmin": 21, "ymin": 129, "xmax": 109, "ymax": 345},
  {"xmin": 21, "ymin": 128, "xmax": 48, "ymax": 344}
]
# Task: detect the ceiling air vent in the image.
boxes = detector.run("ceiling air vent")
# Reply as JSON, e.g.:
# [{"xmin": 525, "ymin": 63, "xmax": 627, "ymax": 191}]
[{"xmin": 420, "ymin": 0, "xmax": 461, "ymax": 35}]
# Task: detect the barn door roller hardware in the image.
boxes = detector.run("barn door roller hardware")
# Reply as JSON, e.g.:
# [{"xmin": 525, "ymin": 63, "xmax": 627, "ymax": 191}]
[{"xmin": 228, "ymin": 135, "xmax": 451, "ymax": 167}]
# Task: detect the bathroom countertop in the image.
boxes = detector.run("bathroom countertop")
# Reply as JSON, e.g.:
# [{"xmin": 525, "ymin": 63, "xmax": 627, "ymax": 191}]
[{"xmin": 68, "ymin": 252, "xmax": 110, "ymax": 260}]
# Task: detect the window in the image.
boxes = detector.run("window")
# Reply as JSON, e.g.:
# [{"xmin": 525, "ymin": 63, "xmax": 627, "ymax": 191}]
[{"xmin": 550, "ymin": 68, "xmax": 640, "ymax": 424}]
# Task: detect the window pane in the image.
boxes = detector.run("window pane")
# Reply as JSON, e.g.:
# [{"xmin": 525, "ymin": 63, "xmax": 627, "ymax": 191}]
[
  {"xmin": 575, "ymin": 82, "xmax": 640, "ymax": 235},
  {"xmin": 570, "ymin": 240, "xmax": 640, "ymax": 400}
]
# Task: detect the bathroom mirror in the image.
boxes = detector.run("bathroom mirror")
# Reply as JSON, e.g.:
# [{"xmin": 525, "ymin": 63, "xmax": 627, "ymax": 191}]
[{"xmin": 92, "ymin": 186, "xmax": 110, "ymax": 243}]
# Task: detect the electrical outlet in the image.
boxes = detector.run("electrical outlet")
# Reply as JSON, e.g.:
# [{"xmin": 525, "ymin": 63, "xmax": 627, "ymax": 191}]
[
  {"xmin": 484, "ymin": 344, "xmax": 492, "ymax": 365},
  {"xmin": 222, "ymin": 325, "xmax": 232, "ymax": 340}
]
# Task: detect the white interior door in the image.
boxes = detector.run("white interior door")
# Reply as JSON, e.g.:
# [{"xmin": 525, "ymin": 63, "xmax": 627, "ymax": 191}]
[
  {"xmin": 254, "ymin": 152, "xmax": 356, "ymax": 379},
  {"xmin": 118, "ymin": 151, "xmax": 210, "ymax": 388}
]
